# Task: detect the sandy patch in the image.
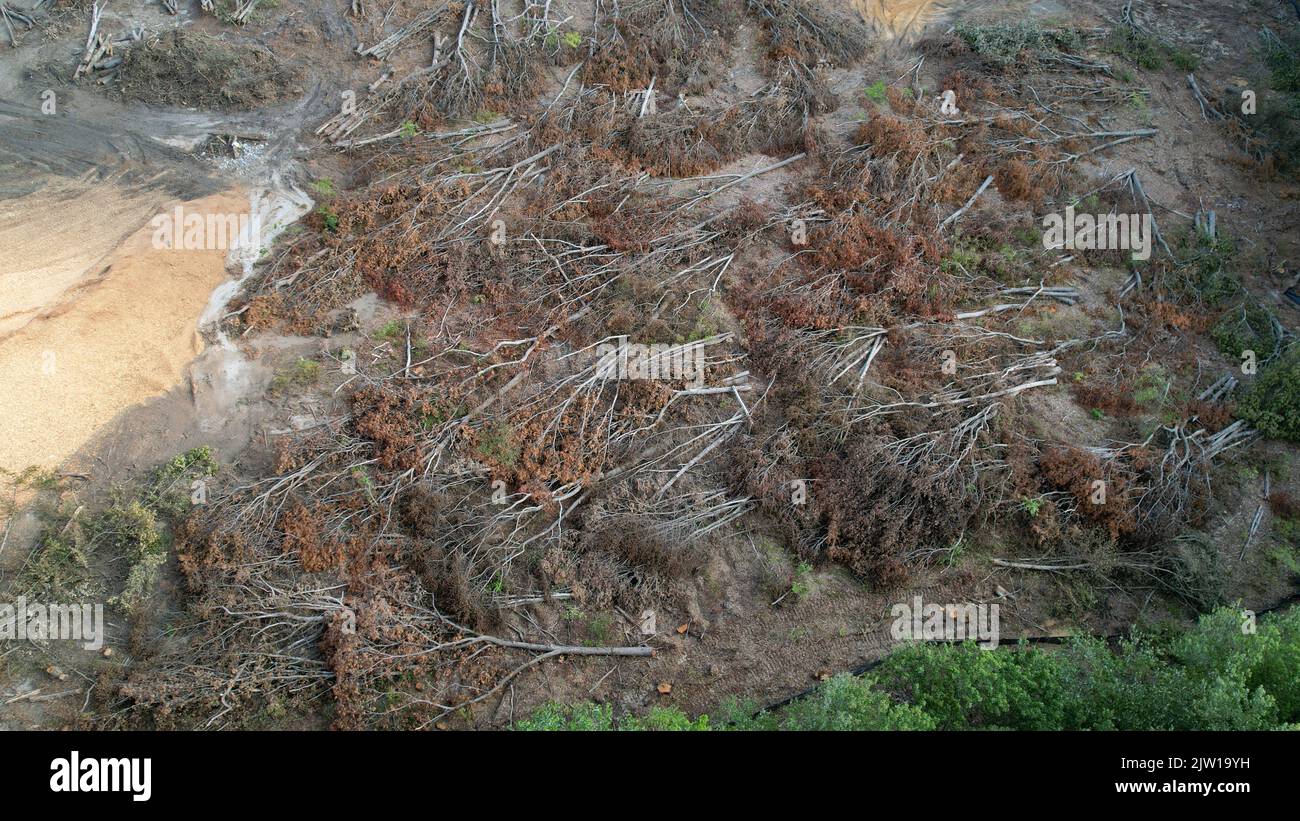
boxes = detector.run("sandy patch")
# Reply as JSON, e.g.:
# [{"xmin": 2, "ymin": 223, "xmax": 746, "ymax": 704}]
[
  {"xmin": 852, "ymin": 0, "xmax": 965, "ymax": 40},
  {"xmin": 0, "ymin": 180, "xmax": 164, "ymax": 338},
  {"xmin": 0, "ymin": 187, "xmax": 248, "ymax": 473}
]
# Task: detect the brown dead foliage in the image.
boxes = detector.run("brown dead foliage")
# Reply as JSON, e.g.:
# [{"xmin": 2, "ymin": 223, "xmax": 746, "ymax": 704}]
[
  {"xmin": 1073, "ymin": 381, "xmax": 1139, "ymax": 416},
  {"xmin": 747, "ymin": 212, "xmax": 954, "ymax": 330},
  {"xmin": 1187, "ymin": 399, "xmax": 1236, "ymax": 432},
  {"xmin": 809, "ymin": 440, "xmax": 970, "ymax": 587},
  {"xmin": 1039, "ymin": 445, "xmax": 1136, "ymax": 539},
  {"xmin": 1269, "ymin": 491, "xmax": 1300, "ymax": 520},
  {"xmin": 583, "ymin": 0, "xmax": 740, "ymax": 95},
  {"xmin": 852, "ymin": 114, "xmax": 929, "ymax": 167},
  {"xmin": 994, "ymin": 158, "xmax": 1042, "ymax": 203},
  {"xmin": 747, "ymin": 0, "xmax": 867, "ymax": 67},
  {"xmin": 281, "ymin": 500, "xmax": 345, "ymax": 574},
  {"xmin": 352, "ymin": 385, "xmax": 443, "ymax": 472}
]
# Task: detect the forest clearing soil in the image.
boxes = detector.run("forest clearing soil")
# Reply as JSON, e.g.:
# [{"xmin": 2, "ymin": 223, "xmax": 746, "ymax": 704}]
[
  {"xmin": 0, "ymin": 186, "xmax": 250, "ymax": 473},
  {"xmin": 2, "ymin": 0, "xmax": 1299, "ymax": 728}
]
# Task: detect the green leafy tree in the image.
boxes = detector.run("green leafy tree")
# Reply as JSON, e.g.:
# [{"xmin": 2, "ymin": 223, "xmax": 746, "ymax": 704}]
[
  {"xmin": 1237, "ymin": 345, "xmax": 1300, "ymax": 441},
  {"xmin": 514, "ymin": 607, "xmax": 1300, "ymax": 731}
]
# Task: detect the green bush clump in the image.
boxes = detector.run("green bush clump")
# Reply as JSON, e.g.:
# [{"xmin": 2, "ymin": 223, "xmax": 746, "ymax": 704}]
[
  {"xmin": 1172, "ymin": 607, "xmax": 1300, "ymax": 724},
  {"xmin": 1237, "ymin": 345, "xmax": 1300, "ymax": 441},
  {"xmin": 738, "ymin": 674, "xmax": 936, "ymax": 730},
  {"xmin": 872, "ymin": 606, "xmax": 1300, "ymax": 729},
  {"xmin": 22, "ymin": 533, "xmax": 95, "ymax": 599},
  {"xmin": 1172, "ymin": 231, "xmax": 1240, "ymax": 305},
  {"xmin": 955, "ymin": 23, "xmax": 1081, "ymax": 67},
  {"xmin": 515, "ymin": 607, "xmax": 1300, "ymax": 730},
  {"xmin": 514, "ymin": 702, "xmax": 616, "ymax": 730},
  {"xmin": 1263, "ymin": 29, "xmax": 1300, "ymax": 105},
  {"xmin": 16, "ymin": 447, "xmax": 217, "ymax": 610},
  {"xmin": 1103, "ymin": 25, "xmax": 1199, "ymax": 71},
  {"xmin": 102, "ymin": 500, "xmax": 166, "ymax": 613},
  {"xmin": 623, "ymin": 706, "xmax": 712, "ymax": 731},
  {"xmin": 514, "ymin": 702, "xmax": 711, "ymax": 731},
  {"xmin": 1211, "ymin": 302, "xmax": 1281, "ymax": 360},
  {"xmin": 1256, "ymin": 30, "xmax": 1300, "ymax": 166},
  {"xmin": 146, "ymin": 446, "xmax": 218, "ymax": 517}
]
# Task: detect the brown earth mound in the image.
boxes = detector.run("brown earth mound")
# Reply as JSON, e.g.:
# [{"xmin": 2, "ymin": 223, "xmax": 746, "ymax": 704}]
[{"xmin": 112, "ymin": 29, "xmax": 298, "ymax": 111}]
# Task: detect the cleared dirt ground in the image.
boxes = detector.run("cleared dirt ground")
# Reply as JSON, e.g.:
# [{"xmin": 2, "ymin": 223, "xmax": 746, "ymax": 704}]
[{"xmin": 1, "ymin": 0, "xmax": 1297, "ymax": 729}]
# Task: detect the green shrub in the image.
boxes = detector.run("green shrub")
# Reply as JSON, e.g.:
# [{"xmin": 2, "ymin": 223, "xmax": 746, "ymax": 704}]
[
  {"xmin": 1237, "ymin": 345, "xmax": 1300, "ymax": 441},
  {"xmin": 1172, "ymin": 231, "xmax": 1240, "ymax": 305},
  {"xmin": 310, "ymin": 178, "xmax": 337, "ymax": 198},
  {"xmin": 515, "ymin": 702, "xmax": 616, "ymax": 731},
  {"xmin": 22, "ymin": 534, "xmax": 94, "ymax": 599},
  {"xmin": 1105, "ymin": 25, "xmax": 1166, "ymax": 69},
  {"xmin": 873, "ymin": 612, "xmax": 1284, "ymax": 730},
  {"xmin": 1212, "ymin": 302, "xmax": 1281, "ymax": 360},
  {"xmin": 760, "ymin": 674, "xmax": 935, "ymax": 730},
  {"xmin": 1263, "ymin": 29, "xmax": 1300, "ymax": 101},
  {"xmin": 1174, "ymin": 606, "xmax": 1300, "ymax": 724},
  {"xmin": 316, "ymin": 205, "xmax": 340, "ymax": 234},
  {"xmin": 374, "ymin": 319, "xmax": 405, "ymax": 340},
  {"xmin": 1255, "ymin": 30, "xmax": 1300, "ymax": 165},
  {"xmin": 875, "ymin": 641, "xmax": 1069, "ymax": 730},
  {"xmin": 146, "ymin": 445, "xmax": 218, "ymax": 518},
  {"xmin": 1168, "ymin": 46, "xmax": 1199, "ymax": 72},
  {"xmin": 1056, "ymin": 634, "xmax": 1274, "ymax": 730},
  {"xmin": 515, "ymin": 703, "xmax": 708, "ymax": 731},
  {"xmin": 101, "ymin": 500, "xmax": 166, "ymax": 613},
  {"xmin": 622, "ymin": 706, "xmax": 712, "ymax": 731},
  {"xmin": 515, "ymin": 607, "xmax": 1300, "ymax": 731},
  {"xmin": 955, "ymin": 23, "xmax": 1081, "ymax": 66},
  {"xmin": 1102, "ymin": 23, "xmax": 1202, "ymax": 73}
]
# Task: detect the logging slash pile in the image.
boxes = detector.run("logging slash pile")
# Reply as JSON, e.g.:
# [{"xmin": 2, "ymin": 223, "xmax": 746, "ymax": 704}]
[
  {"xmin": 109, "ymin": 28, "xmax": 299, "ymax": 110},
  {"xmin": 89, "ymin": 0, "xmax": 1298, "ymax": 728}
]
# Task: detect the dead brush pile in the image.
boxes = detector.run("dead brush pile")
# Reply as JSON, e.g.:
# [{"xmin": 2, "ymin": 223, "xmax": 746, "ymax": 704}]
[
  {"xmin": 108, "ymin": 10, "xmax": 1276, "ymax": 726},
  {"xmin": 315, "ymin": 0, "xmax": 555, "ymax": 146},
  {"xmin": 582, "ymin": 0, "xmax": 741, "ymax": 94},
  {"xmin": 721, "ymin": 29, "xmax": 1254, "ymax": 592},
  {"xmin": 120, "ymin": 310, "xmax": 754, "ymax": 726},
  {"xmin": 117, "ymin": 5, "xmax": 782, "ymax": 720},
  {"xmin": 317, "ymin": 0, "xmax": 835, "ymax": 170},
  {"xmin": 747, "ymin": 0, "xmax": 867, "ymax": 66},
  {"xmin": 117, "ymin": 298, "xmax": 754, "ymax": 726},
  {"xmin": 588, "ymin": 62, "xmax": 830, "ymax": 176},
  {"xmin": 111, "ymin": 28, "xmax": 299, "ymax": 110}
]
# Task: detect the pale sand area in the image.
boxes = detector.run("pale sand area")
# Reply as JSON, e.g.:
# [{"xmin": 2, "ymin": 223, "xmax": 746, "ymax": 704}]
[
  {"xmin": 0, "ymin": 181, "xmax": 164, "ymax": 338},
  {"xmin": 0, "ymin": 184, "xmax": 248, "ymax": 473},
  {"xmin": 852, "ymin": 0, "xmax": 966, "ymax": 40}
]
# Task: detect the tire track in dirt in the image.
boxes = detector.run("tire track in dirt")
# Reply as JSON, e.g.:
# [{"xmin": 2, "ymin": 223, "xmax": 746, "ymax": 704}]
[{"xmin": 0, "ymin": 99, "xmax": 212, "ymax": 197}]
